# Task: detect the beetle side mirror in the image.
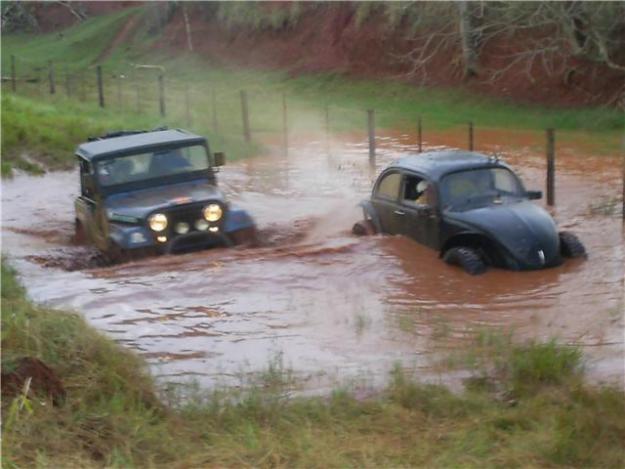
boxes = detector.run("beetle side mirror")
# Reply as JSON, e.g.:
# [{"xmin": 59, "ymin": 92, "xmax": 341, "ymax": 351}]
[
  {"xmin": 526, "ymin": 190, "xmax": 542, "ymax": 200},
  {"xmin": 214, "ymin": 152, "xmax": 225, "ymax": 167}
]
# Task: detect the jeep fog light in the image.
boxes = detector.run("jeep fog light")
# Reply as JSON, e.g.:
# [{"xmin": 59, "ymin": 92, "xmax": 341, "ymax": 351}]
[
  {"xmin": 157, "ymin": 235, "xmax": 167, "ymax": 243},
  {"xmin": 175, "ymin": 222, "xmax": 190, "ymax": 234},
  {"xmin": 195, "ymin": 219, "xmax": 209, "ymax": 231},
  {"xmin": 148, "ymin": 213, "xmax": 168, "ymax": 232},
  {"xmin": 203, "ymin": 204, "xmax": 223, "ymax": 222}
]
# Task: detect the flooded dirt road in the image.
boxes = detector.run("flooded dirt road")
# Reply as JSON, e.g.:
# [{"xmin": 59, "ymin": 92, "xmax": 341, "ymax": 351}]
[{"xmin": 2, "ymin": 129, "xmax": 623, "ymax": 392}]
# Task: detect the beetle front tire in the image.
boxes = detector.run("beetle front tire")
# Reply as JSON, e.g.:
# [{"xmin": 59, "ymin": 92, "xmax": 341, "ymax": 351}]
[
  {"xmin": 559, "ymin": 231, "xmax": 586, "ymax": 259},
  {"xmin": 443, "ymin": 247, "xmax": 487, "ymax": 275}
]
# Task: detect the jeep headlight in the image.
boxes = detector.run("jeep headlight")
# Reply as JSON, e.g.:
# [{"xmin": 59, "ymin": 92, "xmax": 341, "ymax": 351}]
[
  {"xmin": 203, "ymin": 204, "xmax": 222, "ymax": 222},
  {"xmin": 148, "ymin": 213, "xmax": 168, "ymax": 232}
]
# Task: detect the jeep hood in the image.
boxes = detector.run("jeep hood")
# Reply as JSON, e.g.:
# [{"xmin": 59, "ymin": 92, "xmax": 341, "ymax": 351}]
[
  {"xmin": 105, "ymin": 180, "xmax": 225, "ymax": 219},
  {"xmin": 445, "ymin": 201, "xmax": 560, "ymax": 269}
]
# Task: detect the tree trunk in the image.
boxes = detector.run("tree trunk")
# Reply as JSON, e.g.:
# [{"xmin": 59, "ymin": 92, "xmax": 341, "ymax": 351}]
[{"xmin": 457, "ymin": 1, "xmax": 479, "ymax": 79}]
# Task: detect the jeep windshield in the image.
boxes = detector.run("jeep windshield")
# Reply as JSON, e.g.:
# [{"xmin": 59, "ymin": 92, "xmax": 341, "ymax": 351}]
[
  {"xmin": 440, "ymin": 167, "xmax": 524, "ymax": 211},
  {"xmin": 96, "ymin": 144, "xmax": 210, "ymax": 188}
]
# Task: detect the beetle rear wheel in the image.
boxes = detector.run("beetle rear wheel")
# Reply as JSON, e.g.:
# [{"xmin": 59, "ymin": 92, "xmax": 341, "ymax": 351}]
[
  {"xmin": 352, "ymin": 220, "xmax": 376, "ymax": 236},
  {"xmin": 559, "ymin": 231, "xmax": 586, "ymax": 259},
  {"xmin": 443, "ymin": 247, "xmax": 487, "ymax": 275}
]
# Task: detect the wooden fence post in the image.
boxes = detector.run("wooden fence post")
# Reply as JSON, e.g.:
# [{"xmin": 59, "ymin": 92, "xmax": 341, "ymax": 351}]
[
  {"xmin": 417, "ymin": 117, "xmax": 422, "ymax": 153},
  {"xmin": 158, "ymin": 74, "xmax": 165, "ymax": 117},
  {"xmin": 65, "ymin": 67, "xmax": 71, "ymax": 98},
  {"xmin": 48, "ymin": 60, "xmax": 55, "ymax": 95},
  {"xmin": 282, "ymin": 92, "xmax": 288, "ymax": 156},
  {"xmin": 468, "ymin": 121, "xmax": 474, "ymax": 151},
  {"xmin": 367, "ymin": 109, "xmax": 375, "ymax": 167},
  {"xmin": 96, "ymin": 65, "xmax": 104, "ymax": 108},
  {"xmin": 185, "ymin": 85, "xmax": 192, "ymax": 127},
  {"xmin": 621, "ymin": 136, "xmax": 625, "ymax": 220},
  {"xmin": 325, "ymin": 105, "xmax": 330, "ymax": 156},
  {"xmin": 117, "ymin": 75, "xmax": 122, "ymax": 109},
  {"xmin": 240, "ymin": 90, "xmax": 251, "ymax": 143},
  {"xmin": 546, "ymin": 128, "xmax": 555, "ymax": 207},
  {"xmin": 212, "ymin": 89, "xmax": 218, "ymax": 133},
  {"xmin": 10, "ymin": 55, "xmax": 16, "ymax": 92}
]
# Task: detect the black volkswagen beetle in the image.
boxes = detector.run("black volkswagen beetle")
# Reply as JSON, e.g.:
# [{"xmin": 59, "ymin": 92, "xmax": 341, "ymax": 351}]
[
  {"xmin": 74, "ymin": 128, "xmax": 256, "ymax": 261},
  {"xmin": 353, "ymin": 151, "xmax": 586, "ymax": 275}
]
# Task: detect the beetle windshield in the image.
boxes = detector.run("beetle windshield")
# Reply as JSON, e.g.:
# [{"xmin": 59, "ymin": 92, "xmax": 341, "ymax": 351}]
[
  {"xmin": 440, "ymin": 167, "xmax": 524, "ymax": 211},
  {"xmin": 96, "ymin": 145, "xmax": 209, "ymax": 187}
]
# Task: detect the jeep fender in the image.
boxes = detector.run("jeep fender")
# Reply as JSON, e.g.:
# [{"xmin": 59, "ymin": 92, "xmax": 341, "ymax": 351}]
[
  {"xmin": 440, "ymin": 232, "xmax": 519, "ymax": 270},
  {"xmin": 224, "ymin": 207, "xmax": 255, "ymax": 234},
  {"xmin": 358, "ymin": 200, "xmax": 382, "ymax": 233},
  {"xmin": 108, "ymin": 224, "xmax": 154, "ymax": 250}
]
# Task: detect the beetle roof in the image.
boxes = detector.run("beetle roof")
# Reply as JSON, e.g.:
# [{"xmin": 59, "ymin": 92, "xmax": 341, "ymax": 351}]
[
  {"xmin": 389, "ymin": 151, "xmax": 505, "ymax": 181},
  {"xmin": 75, "ymin": 129, "xmax": 206, "ymax": 161}
]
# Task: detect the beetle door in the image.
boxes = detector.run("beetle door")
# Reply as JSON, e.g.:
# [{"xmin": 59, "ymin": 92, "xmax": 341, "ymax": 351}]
[
  {"xmin": 371, "ymin": 171, "xmax": 403, "ymax": 234},
  {"xmin": 397, "ymin": 173, "xmax": 440, "ymax": 249}
]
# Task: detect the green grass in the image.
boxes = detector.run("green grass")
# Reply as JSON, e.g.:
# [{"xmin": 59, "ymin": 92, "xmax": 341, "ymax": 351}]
[
  {"xmin": 2, "ymin": 260, "xmax": 624, "ymax": 468},
  {"xmin": 0, "ymin": 92, "xmax": 255, "ymax": 177}
]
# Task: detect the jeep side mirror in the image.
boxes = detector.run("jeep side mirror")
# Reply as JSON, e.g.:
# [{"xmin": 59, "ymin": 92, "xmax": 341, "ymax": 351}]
[
  {"xmin": 526, "ymin": 190, "xmax": 542, "ymax": 200},
  {"xmin": 214, "ymin": 152, "xmax": 225, "ymax": 167},
  {"xmin": 81, "ymin": 173, "xmax": 95, "ymax": 198}
]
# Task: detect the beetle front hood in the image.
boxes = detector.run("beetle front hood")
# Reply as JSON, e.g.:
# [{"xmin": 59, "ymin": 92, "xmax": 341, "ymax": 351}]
[
  {"xmin": 445, "ymin": 201, "xmax": 560, "ymax": 269},
  {"xmin": 104, "ymin": 180, "xmax": 225, "ymax": 219}
]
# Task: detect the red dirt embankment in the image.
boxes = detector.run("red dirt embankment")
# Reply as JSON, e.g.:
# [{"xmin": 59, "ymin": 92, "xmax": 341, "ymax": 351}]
[{"xmin": 31, "ymin": 2, "xmax": 625, "ymax": 107}]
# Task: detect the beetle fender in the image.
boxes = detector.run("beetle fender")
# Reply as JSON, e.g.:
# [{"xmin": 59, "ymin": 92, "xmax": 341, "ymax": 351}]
[
  {"xmin": 358, "ymin": 200, "xmax": 382, "ymax": 233},
  {"xmin": 441, "ymin": 232, "xmax": 518, "ymax": 269}
]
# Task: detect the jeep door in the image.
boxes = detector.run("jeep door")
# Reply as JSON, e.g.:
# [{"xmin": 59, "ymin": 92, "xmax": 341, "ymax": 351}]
[
  {"xmin": 396, "ymin": 172, "xmax": 440, "ymax": 249},
  {"xmin": 76, "ymin": 158, "xmax": 107, "ymax": 249},
  {"xmin": 371, "ymin": 170, "xmax": 403, "ymax": 234}
]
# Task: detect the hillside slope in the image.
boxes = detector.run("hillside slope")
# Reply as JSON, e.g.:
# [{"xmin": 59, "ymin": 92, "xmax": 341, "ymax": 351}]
[{"xmin": 7, "ymin": 2, "xmax": 625, "ymax": 109}]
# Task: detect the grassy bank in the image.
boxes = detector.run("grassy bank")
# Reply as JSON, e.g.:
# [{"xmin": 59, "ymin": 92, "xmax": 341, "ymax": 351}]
[
  {"xmin": 0, "ymin": 93, "xmax": 255, "ymax": 178},
  {"xmin": 2, "ymin": 260, "xmax": 624, "ymax": 468}
]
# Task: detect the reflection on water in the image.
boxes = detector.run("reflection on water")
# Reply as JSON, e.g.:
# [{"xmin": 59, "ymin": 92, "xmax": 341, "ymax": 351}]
[{"xmin": 2, "ymin": 128, "xmax": 623, "ymax": 392}]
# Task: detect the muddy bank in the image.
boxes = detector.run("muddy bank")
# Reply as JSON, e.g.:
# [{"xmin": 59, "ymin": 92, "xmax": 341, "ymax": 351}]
[{"xmin": 1, "ymin": 130, "xmax": 623, "ymax": 392}]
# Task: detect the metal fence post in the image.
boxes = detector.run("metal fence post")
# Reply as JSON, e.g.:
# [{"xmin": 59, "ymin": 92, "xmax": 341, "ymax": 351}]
[
  {"xmin": 468, "ymin": 121, "xmax": 474, "ymax": 151},
  {"xmin": 240, "ymin": 90, "xmax": 251, "ymax": 143},
  {"xmin": 367, "ymin": 109, "xmax": 375, "ymax": 167},
  {"xmin": 97, "ymin": 65, "xmax": 104, "ymax": 108},
  {"xmin": 546, "ymin": 128, "xmax": 555, "ymax": 207}
]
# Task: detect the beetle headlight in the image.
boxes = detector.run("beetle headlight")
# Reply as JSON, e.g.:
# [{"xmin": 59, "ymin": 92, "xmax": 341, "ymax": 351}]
[
  {"xmin": 148, "ymin": 213, "xmax": 168, "ymax": 232},
  {"xmin": 203, "ymin": 204, "xmax": 223, "ymax": 222}
]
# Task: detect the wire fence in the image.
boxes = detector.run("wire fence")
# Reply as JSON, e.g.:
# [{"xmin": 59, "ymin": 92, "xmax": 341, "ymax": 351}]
[{"xmin": 3, "ymin": 55, "xmax": 624, "ymax": 216}]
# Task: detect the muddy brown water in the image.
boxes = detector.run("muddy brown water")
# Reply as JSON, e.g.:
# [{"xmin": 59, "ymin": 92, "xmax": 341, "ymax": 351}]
[{"xmin": 2, "ymin": 130, "xmax": 623, "ymax": 393}]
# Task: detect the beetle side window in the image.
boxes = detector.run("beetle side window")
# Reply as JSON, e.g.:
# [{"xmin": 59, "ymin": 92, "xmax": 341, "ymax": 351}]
[
  {"xmin": 402, "ymin": 175, "xmax": 432, "ymax": 207},
  {"xmin": 375, "ymin": 172, "xmax": 401, "ymax": 200}
]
